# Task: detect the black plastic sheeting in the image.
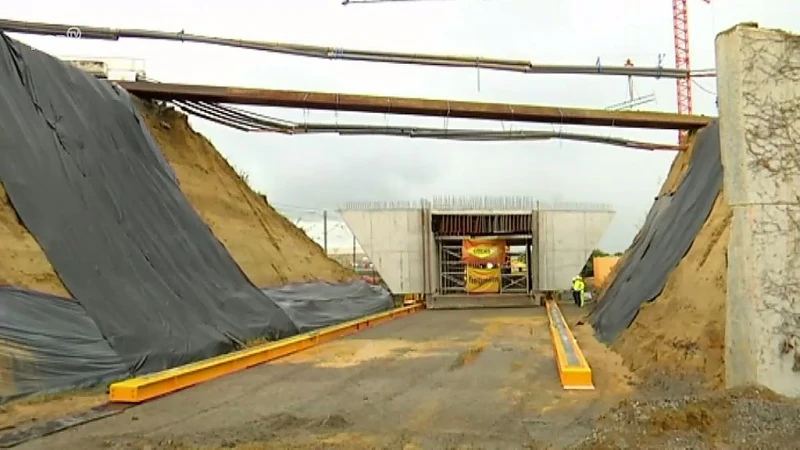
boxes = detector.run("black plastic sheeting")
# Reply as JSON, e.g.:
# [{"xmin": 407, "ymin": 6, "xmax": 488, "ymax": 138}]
[
  {"xmin": 0, "ymin": 33, "xmax": 298, "ymax": 373},
  {"xmin": 0, "ymin": 286, "xmax": 128, "ymax": 403},
  {"xmin": 0, "ymin": 281, "xmax": 391, "ymax": 403},
  {"xmin": 0, "ymin": 402, "xmax": 129, "ymax": 448},
  {"xmin": 589, "ymin": 121, "xmax": 722, "ymax": 343},
  {"xmin": 268, "ymin": 281, "xmax": 393, "ymax": 333},
  {"xmin": 0, "ymin": 32, "xmax": 393, "ymax": 402}
]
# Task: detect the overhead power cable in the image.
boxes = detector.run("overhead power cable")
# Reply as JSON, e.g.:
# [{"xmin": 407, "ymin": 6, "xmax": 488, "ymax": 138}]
[
  {"xmin": 0, "ymin": 19, "xmax": 716, "ymax": 79},
  {"xmin": 166, "ymin": 99, "xmax": 683, "ymax": 151}
]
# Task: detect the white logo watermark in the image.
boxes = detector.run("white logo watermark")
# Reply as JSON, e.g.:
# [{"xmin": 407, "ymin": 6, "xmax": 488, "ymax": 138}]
[{"xmin": 65, "ymin": 27, "xmax": 82, "ymax": 39}]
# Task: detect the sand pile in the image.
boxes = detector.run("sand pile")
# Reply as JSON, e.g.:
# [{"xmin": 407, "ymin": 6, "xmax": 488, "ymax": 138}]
[
  {"xmin": 607, "ymin": 131, "xmax": 730, "ymax": 389},
  {"xmin": 0, "ymin": 102, "xmax": 352, "ymax": 296},
  {"xmin": 137, "ymin": 101, "xmax": 353, "ymax": 287}
]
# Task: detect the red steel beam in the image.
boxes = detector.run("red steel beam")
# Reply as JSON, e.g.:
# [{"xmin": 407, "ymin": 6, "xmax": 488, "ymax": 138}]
[{"xmin": 117, "ymin": 81, "xmax": 713, "ymax": 130}]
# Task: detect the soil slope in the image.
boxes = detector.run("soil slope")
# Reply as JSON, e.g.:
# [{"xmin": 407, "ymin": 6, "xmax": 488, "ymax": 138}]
[
  {"xmin": 137, "ymin": 102, "xmax": 353, "ymax": 287},
  {"xmin": 0, "ymin": 102, "xmax": 352, "ymax": 296},
  {"xmin": 608, "ymin": 130, "xmax": 730, "ymax": 388}
]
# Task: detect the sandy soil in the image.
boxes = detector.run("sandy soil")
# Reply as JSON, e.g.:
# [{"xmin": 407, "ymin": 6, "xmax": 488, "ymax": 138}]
[
  {"xmin": 137, "ymin": 102, "xmax": 353, "ymax": 287},
  {"xmin": 16, "ymin": 307, "xmax": 635, "ymax": 450},
  {"xmin": 0, "ymin": 390, "xmax": 107, "ymax": 431},
  {"xmin": 607, "ymin": 144, "xmax": 730, "ymax": 389},
  {"xmin": 612, "ymin": 191, "xmax": 729, "ymax": 389}
]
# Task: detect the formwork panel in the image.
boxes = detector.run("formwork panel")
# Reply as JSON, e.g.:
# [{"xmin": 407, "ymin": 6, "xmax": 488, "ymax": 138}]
[
  {"xmin": 537, "ymin": 210, "xmax": 614, "ymax": 291},
  {"xmin": 340, "ymin": 207, "xmax": 426, "ymax": 294}
]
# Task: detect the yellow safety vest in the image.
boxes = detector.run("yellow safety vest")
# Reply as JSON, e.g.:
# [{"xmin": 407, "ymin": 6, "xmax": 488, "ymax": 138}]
[{"xmin": 573, "ymin": 279, "xmax": 585, "ymax": 291}]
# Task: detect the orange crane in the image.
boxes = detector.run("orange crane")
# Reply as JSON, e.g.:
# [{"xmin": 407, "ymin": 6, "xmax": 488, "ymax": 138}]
[{"xmin": 673, "ymin": 0, "xmax": 711, "ymax": 142}]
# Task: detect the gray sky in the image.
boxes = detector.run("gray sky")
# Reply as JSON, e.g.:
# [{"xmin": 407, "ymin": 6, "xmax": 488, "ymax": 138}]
[{"xmin": 6, "ymin": 0, "xmax": 800, "ymax": 251}]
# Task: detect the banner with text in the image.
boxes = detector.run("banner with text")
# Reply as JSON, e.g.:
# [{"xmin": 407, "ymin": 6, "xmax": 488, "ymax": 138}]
[
  {"xmin": 462, "ymin": 239, "xmax": 506, "ymax": 265},
  {"xmin": 466, "ymin": 267, "xmax": 501, "ymax": 293}
]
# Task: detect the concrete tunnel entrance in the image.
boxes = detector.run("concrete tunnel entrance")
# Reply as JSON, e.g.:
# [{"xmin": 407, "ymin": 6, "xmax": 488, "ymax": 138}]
[
  {"xmin": 434, "ymin": 213, "xmax": 534, "ymax": 297},
  {"xmin": 338, "ymin": 196, "xmax": 614, "ymax": 310}
]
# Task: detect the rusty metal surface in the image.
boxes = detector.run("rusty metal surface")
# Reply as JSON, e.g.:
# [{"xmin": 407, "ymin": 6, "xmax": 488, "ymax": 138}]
[
  {"xmin": 118, "ymin": 81, "xmax": 713, "ymax": 130},
  {"xmin": 435, "ymin": 214, "xmax": 533, "ymax": 236}
]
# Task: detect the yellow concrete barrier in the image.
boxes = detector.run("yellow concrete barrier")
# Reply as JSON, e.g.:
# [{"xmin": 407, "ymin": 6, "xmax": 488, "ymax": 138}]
[
  {"xmin": 109, "ymin": 304, "xmax": 425, "ymax": 403},
  {"xmin": 545, "ymin": 300, "xmax": 594, "ymax": 390}
]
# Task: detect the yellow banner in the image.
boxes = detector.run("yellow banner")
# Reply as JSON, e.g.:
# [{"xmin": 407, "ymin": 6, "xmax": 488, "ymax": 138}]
[
  {"xmin": 462, "ymin": 239, "xmax": 506, "ymax": 265},
  {"xmin": 466, "ymin": 266, "xmax": 501, "ymax": 293}
]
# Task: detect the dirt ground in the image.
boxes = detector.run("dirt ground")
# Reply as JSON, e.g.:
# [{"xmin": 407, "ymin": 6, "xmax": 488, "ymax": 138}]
[
  {"xmin": 575, "ymin": 369, "xmax": 800, "ymax": 449},
  {"xmin": 0, "ymin": 390, "xmax": 107, "ymax": 432},
  {"xmin": 15, "ymin": 307, "xmax": 635, "ymax": 450},
  {"xmin": 7, "ymin": 306, "xmax": 800, "ymax": 449}
]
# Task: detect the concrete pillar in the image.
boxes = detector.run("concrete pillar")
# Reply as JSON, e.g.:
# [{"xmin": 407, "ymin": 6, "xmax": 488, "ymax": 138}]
[{"xmin": 717, "ymin": 24, "xmax": 800, "ymax": 397}]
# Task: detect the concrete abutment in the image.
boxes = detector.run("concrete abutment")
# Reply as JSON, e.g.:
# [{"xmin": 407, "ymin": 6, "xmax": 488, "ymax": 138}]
[{"xmin": 717, "ymin": 23, "xmax": 800, "ymax": 397}]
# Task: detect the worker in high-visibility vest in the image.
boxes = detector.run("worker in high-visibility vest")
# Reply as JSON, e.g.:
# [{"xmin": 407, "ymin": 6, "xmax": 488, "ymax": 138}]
[{"xmin": 571, "ymin": 276, "xmax": 586, "ymax": 307}]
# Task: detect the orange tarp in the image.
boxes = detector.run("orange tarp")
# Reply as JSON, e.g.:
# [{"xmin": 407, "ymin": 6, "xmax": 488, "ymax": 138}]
[
  {"xmin": 462, "ymin": 239, "xmax": 506, "ymax": 265},
  {"xmin": 592, "ymin": 256, "xmax": 620, "ymax": 288},
  {"xmin": 466, "ymin": 266, "xmax": 501, "ymax": 293}
]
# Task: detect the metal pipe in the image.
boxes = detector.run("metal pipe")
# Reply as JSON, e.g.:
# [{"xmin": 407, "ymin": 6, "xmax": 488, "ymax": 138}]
[
  {"xmin": 0, "ymin": 19, "xmax": 716, "ymax": 79},
  {"xmin": 167, "ymin": 102, "xmax": 684, "ymax": 150}
]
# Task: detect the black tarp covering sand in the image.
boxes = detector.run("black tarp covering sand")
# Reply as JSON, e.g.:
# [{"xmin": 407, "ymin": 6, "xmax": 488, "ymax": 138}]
[
  {"xmin": 0, "ymin": 281, "xmax": 391, "ymax": 402},
  {"xmin": 0, "ymin": 32, "xmax": 298, "ymax": 373},
  {"xmin": 0, "ymin": 286, "xmax": 128, "ymax": 403},
  {"xmin": 268, "ymin": 281, "xmax": 393, "ymax": 332},
  {"xmin": 0, "ymin": 32, "xmax": 392, "ymax": 401},
  {"xmin": 589, "ymin": 122, "xmax": 722, "ymax": 343}
]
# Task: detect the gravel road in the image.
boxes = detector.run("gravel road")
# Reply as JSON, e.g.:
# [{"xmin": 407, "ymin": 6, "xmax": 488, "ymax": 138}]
[
  {"xmin": 19, "ymin": 308, "xmax": 620, "ymax": 450},
  {"xmin": 20, "ymin": 305, "xmax": 793, "ymax": 450}
]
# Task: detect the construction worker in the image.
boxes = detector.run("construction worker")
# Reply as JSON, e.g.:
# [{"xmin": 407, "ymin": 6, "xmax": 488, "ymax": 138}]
[{"xmin": 571, "ymin": 276, "xmax": 586, "ymax": 307}]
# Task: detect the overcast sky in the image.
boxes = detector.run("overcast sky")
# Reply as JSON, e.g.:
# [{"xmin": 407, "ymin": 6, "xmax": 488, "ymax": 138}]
[{"xmin": 5, "ymin": 0, "xmax": 800, "ymax": 251}]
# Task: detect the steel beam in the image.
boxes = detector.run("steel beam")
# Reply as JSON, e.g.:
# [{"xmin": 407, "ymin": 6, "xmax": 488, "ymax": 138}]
[{"xmin": 117, "ymin": 81, "xmax": 713, "ymax": 130}]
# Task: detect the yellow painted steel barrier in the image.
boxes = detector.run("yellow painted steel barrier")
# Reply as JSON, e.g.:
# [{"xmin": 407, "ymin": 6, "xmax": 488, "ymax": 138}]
[
  {"xmin": 109, "ymin": 304, "xmax": 425, "ymax": 403},
  {"xmin": 545, "ymin": 300, "xmax": 594, "ymax": 390}
]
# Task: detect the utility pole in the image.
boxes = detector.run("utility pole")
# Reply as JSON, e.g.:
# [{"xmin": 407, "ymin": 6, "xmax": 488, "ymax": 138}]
[
  {"xmin": 323, "ymin": 210, "xmax": 328, "ymax": 254},
  {"xmin": 352, "ymin": 236, "xmax": 357, "ymax": 268}
]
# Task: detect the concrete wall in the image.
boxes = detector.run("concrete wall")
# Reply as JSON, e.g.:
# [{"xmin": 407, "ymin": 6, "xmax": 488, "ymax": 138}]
[
  {"xmin": 537, "ymin": 210, "xmax": 614, "ymax": 291},
  {"xmin": 342, "ymin": 206, "xmax": 614, "ymax": 295},
  {"xmin": 717, "ymin": 24, "xmax": 800, "ymax": 397},
  {"xmin": 340, "ymin": 208, "xmax": 425, "ymax": 293}
]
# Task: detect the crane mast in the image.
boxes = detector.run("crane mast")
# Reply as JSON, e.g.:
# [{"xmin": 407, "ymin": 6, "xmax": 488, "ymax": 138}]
[
  {"xmin": 673, "ymin": 0, "xmax": 710, "ymax": 142},
  {"xmin": 342, "ymin": 0, "xmax": 711, "ymax": 137}
]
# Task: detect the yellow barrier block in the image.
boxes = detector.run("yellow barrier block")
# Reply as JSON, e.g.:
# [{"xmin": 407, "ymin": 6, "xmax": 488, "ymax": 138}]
[
  {"xmin": 109, "ymin": 304, "xmax": 425, "ymax": 403},
  {"xmin": 545, "ymin": 300, "xmax": 594, "ymax": 390}
]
